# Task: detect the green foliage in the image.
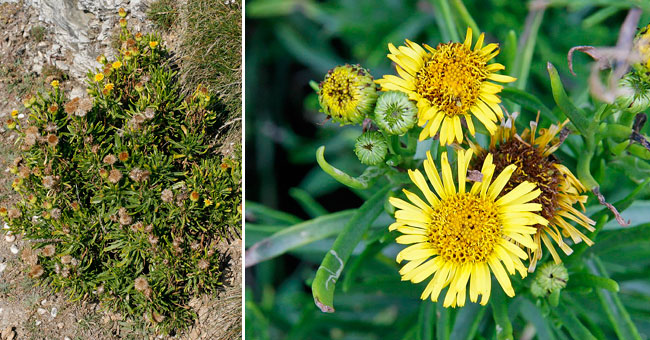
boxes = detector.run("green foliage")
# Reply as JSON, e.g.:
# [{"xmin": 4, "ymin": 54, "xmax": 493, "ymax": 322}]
[
  {"xmin": 246, "ymin": 0, "xmax": 650, "ymax": 339},
  {"xmin": 29, "ymin": 25, "xmax": 47, "ymax": 43},
  {"xmin": 180, "ymin": 0, "xmax": 242, "ymax": 119},
  {"xmin": 147, "ymin": 0, "xmax": 179, "ymax": 31},
  {"xmin": 3, "ymin": 20, "xmax": 241, "ymax": 334}
]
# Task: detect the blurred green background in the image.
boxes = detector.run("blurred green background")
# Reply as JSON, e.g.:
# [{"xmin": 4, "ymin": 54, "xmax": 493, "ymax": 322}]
[{"xmin": 245, "ymin": 0, "xmax": 650, "ymax": 339}]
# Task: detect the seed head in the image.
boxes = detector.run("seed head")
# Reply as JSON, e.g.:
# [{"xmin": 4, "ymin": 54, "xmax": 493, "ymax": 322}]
[
  {"xmin": 197, "ymin": 259, "xmax": 209, "ymax": 271},
  {"xmin": 42, "ymin": 244, "xmax": 56, "ymax": 257},
  {"xmin": 29, "ymin": 264, "xmax": 44, "ymax": 278},
  {"xmin": 108, "ymin": 169, "xmax": 123, "ymax": 184},
  {"xmin": 134, "ymin": 276, "xmax": 149, "ymax": 292},
  {"xmin": 103, "ymin": 154, "xmax": 117, "ymax": 165},
  {"xmin": 161, "ymin": 189, "xmax": 173, "ymax": 203}
]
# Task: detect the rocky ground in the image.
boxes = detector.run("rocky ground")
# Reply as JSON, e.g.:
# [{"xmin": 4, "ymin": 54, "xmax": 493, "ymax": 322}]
[{"xmin": 0, "ymin": 1, "xmax": 241, "ymax": 339}]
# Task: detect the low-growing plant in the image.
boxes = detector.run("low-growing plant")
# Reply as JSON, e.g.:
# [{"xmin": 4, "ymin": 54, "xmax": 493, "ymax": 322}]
[
  {"xmin": 147, "ymin": 0, "xmax": 179, "ymax": 31},
  {"xmin": 2, "ymin": 10, "xmax": 241, "ymax": 334}
]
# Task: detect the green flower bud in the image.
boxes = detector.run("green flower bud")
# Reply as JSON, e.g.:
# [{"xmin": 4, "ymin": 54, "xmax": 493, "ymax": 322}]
[
  {"xmin": 531, "ymin": 262, "xmax": 568, "ymax": 297},
  {"xmin": 318, "ymin": 64, "xmax": 377, "ymax": 125},
  {"xmin": 373, "ymin": 91, "xmax": 417, "ymax": 135},
  {"xmin": 615, "ymin": 73, "xmax": 650, "ymax": 114},
  {"xmin": 354, "ymin": 131, "xmax": 388, "ymax": 166}
]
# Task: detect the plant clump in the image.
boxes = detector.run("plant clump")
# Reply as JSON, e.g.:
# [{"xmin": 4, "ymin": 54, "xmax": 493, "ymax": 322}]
[{"xmin": 2, "ymin": 10, "xmax": 241, "ymax": 334}]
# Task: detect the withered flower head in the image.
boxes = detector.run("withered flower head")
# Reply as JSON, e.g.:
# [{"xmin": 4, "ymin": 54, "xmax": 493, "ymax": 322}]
[
  {"xmin": 8, "ymin": 207, "xmax": 21, "ymax": 219},
  {"xmin": 118, "ymin": 151, "xmax": 129, "ymax": 162},
  {"xmin": 108, "ymin": 169, "xmax": 123, "ymax": 184},
  {"xmin": 64, "ymin": 98, "xmax": 80, "ymax": 115},
  {"xmin": 76, "ymin": 98, "xmax": 93, "ymax": 117},
  {"xmin": 42, "ymin": 244, "xmax": 56, "ymax": 257},
  {"xmin": 118, "ymin": 207, "xmax": 132, "ymax": 226},
  {"xmin": 148, "ymin": 234, "xmax": 158, "ymax": 246},
  {"xmin": 50, "ymin": 208, "xmax": 61, "ymax": 220},
  {"xmin": 103, "ymin": 154, "xmax": 117, "ymax": 165},
  {"xmin": 61, "ymin": 254, "xmax": 73, "ymax": 264},
  {"xmin": 48, "ymin": 104, "xmax": 58, "ymax": 113},
  {"xmin": 42, "ymin": 175, "xmax": 56, "ymax": 189},
  {"xmin": 46, "ymin": 134, "xmax": 59, "ymax": 147},
  {"xmin": 144, "ymin": 224, "xmax": 153, "ymax": 233},
  {"xmin": 18, "ymin": 166, "xmax": 31, "ymax": 179},
  {"xmin": 70, "ymin": 202, "xmax": 80, "ymax": 211},
  {"xmin": 144, "ymin": 108, "xmax": 155, "ymax": 120},
  {"xmin": 129, "ymin": 168, "xmax": 150, "ymax": 183},
  {"xmin": 130, "ymin": 221, "xmax": 144, "ymax": 233},
  {"xmin": 197, "ymin": 259, "xmax": 209, "ymax": 271},
  {"xmin": 29, "ymin": 264, "xmax": 44, "ymax": 278},
  {"xmin": 161, "ymin": 189, "xmax": 173, "ymax": 203},
  {"xmin": 134, "ymin": 276, "xmax": 149, "ymax": 292},
  {"xmin": 45, "ymin": 122, "xmax": 57, "ymax": 133}
]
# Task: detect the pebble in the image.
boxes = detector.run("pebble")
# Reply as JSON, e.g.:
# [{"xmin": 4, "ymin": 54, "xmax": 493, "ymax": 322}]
[
  {"xmin": 17, "ymin": 114, "xmax": 24, "ymax": 119},
  {"xmin": 37, "ymin": 307, "xmax": 47, "ymax": 315},
  {"xmin": 57, "ymin": 322, "xmax": 64, "ymax": 329},
  {"xmin": 35, "ymin": 320, "xmax": 41, "ymax": 326},
  {"xmin": 41, "ymin": 299, "xmax": 47, "ymax": 305},
  {"xmin": 0, "ymin": 308, "xmax": 3, "ymax": 314},
  {"xmin": 65, "ymin": 336, "xmax": 71, "ymax": 340},
  {"xmin": 5, "ymin": 234, "xmax": 15, "ymax": 243},
  {"xmin": 9, "ymin": 245, "xmax": 18, "ymax": 254},
  {"xmin": 51, "ymin": 307, "xmax": 58, "ymax": 317},
  {"xmin": 3, "ymin": 222, "xmax": 9, "ymax": 229},
  {"xmin": 0, "ymin": 263, "xmax": 6, "ymax": 273}
]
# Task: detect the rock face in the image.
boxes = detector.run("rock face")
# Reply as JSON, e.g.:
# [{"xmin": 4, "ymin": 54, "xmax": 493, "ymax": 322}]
[{"xmin": 0, "ymin": 0, "xmax": 152, "ymax": 79}]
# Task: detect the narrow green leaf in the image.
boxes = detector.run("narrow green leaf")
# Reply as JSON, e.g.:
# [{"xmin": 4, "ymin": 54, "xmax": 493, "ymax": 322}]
[
  {"xmin": 569, "ymin": 273, "xmax": 619, "ymax": 292},
  {"xmin": 341, "ymin": 235, "xmax": 390, "ymax": 292},
  {"xmin": 316, "ymin": 146, "xmax": 385, "ymax": 190},
  {"xmin": 431, "ymin": 0, "xmax": 459, "ymax": 42},
  {"xmin": 589, "ymin": 256, "xmax": 642, "ymax": 340},
  {"xmin": 491, "ymin": 289, "xmax": 514, "ymax": 340},
  {"xmin": 245, "ymin": 201, "xmax": 303, "ymax": 225},
  {"xmin": 418, "ymin": 301, "xmax": 436, "ymax": 340},
  {"xmin": 289, "ymin": 187, "xmax": 328, "ymax": 218},
  {"xmin": 554, "ymin": 303, "xmax": 597, "ymax": 340},
  {"xmin": 513, "ymin": 8, "xmax": 545, "ymax": 91},
  {"xmin": 591, "ymin": 222, "xmax": 650, "ymax": 253},
  {"xmin": 450, "ymin": 0, "xmax": 479, "ymax": 35},
  {"xmin": 547, "ymin": 62, "xmax": 592, "ymax": 137},
  {"xmin": 436, "ymin": 301, "xmax": 451, "ymax": 340},
  {"xmin": 500, "ymin": 87, "xmax": 555, "ymax": 120},
  {"xmin": 519, "ymin": 299, "xmax": 556, "ymax": 340},
  {"xmin": 311, "ymin": 185, "xmax": 391, "ymax": 312},
  {"xmin": 245, "ymin": 210, "xmax": 355, "ymax": 267},
  {"xmin": 449, "ymin": 303, "xmax": 487, "ymax": 340}
]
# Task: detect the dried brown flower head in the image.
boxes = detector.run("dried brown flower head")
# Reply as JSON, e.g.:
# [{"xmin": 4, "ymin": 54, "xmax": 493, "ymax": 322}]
[
  {"xmin": 18, "ymin": 166, "xmax": 31, "ymax": 179},
  {"xmin": 161, "ymin": 189, "xmax": 173, "ymax": 203},
  {"xmin": 130, "ymin": 221, "xmax": 144, "ymax": 233},
  {"xmin": 118, "ymin": 207, "xmax": 132, "ymax": 226},
  {"xmin": 50, "ymin": 208, "xmax": 61, "ymax": 220},
  {"xmin": 76, "ymin": 98, "xmax": 93, "ymax": 117},
  {"xmin": 108, "ymin": 169, "xmax": 123, "ymax": 184},
  {"xmin": 144, "ymin": 108, "xmax": 155, "ymax": 120},
  {"xmin": 42, "ymin": 175, "xmax": 57, "ymax": 189},
  {"xmin": 46, "ymin": 134, "xmax": 59, "ymax": 147},
  {"xmin": 8, "ymin": 207, "xmax": 21, "ymax": 219},
  {"xmin": 103, "ymin": 154, "xmax": 117, "ymax": 165},
  {"xmin": 148, "ymin": 234, "xmax": 159, "ymax": 246},
  {"xmin": 134, "ymin": 276, "xmax": 149, "ymax": 292},
  {"xmin": 61, "ymin": 254, "xmax": 73, "ymax": 264},
  {"xmin": 48, "ymin": 104, "xmax": 59, "ymax": 113},
  {"xmin": 29, "ymin": 264, "xmax": 44, "ymax": 278},
  {"xmin": 42, "ymin": 244, "xmax": 56, "ymax": 257},
  {"xmin": 118, "ymin": 151, "xmax": 129, "ymax": 162},
  {"xmin": 129, "ymin": 168, "xmax": 150, "ymax": 183},
  {"xmin": 197, "ymin": 259, "xmax": 209, "ymax": 271}
]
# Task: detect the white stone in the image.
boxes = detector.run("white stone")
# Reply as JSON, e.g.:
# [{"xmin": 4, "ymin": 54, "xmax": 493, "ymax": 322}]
[
  {"xmin": 35, "ymin": 320, "xmax": 41, "ymax": 326},
  {"xmin": 51, "ymin": 307, "xmax": 58, "ymax": 317},
  {"xmin": 9, "ymin": 245, "xmax": 19, "ymax": 254},
  {"xmin": 3, "ymin": 223, "xmax": 9, "ymax": 229},
  {"xmin": 5, "ymin": 234, "xmax": 15, "ymax": 243},
  {"xmin": 0, "ymin": 262, "xmax": 7, "ymax": 273},
  {"xmin": 37, "ymin": 308, "xmax": 47, "ymax": 315},
  {"xmin": 17, "ymin": 114, "xmax": 25, "ymax": 119},
  {"xmin": 41, "ymin": 299, "xmax": 47, "ymax": 306}
]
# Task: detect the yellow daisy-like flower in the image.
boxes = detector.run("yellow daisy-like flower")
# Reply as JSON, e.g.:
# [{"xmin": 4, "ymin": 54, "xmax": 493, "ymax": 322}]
[
  {"xmin": 10, "ymin": 110, "xmax": 18, "ymax": 118},
  {"xmin": 94, "ymin": 73, "xmax": 104, "ymax": 82},
  {"xmin": 149, "ymin": 41, "xmax": 159, "ymax": 49},
  {"xmin": 389, "ymin": 149, "xmax": 546, "ymax": 307},
  {"xmin": 51, "ymin": 80, "xmax": 60, "ymax": 88},
  {"xmin": 377, "ymin": 28, "xmax": 516, "ymax": 145},
  {"xmin": 112, "ymin": 61, "xmax": 123, "ymax": 69},
  {"xmin": 470, "ymin": 118, "xmax": 595, "ymax": 271},
  {"xmin": 104, "ymin": 83, "xmax": 115, "ymax": 91}
]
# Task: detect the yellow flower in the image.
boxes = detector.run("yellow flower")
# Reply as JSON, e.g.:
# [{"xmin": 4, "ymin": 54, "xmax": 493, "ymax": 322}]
[
  {"xmin": 389, "ymin": 149, "xmax": 546, "ymax": 307},
  {"xmin": 149, "ymin": 41, "xmax": 159, "ymax": 49},
  {"xmin": 104, "ymin": 83, "xmax": 115, "ymax": 92},
  {"xmin": 94, "ymin": 73, "xmax": 104, "ymax": 82},
  {"xmin": 51, "ymin": 80, "xmax": 59, "ymax": 88},
  {"xmin": 10, "ymin": 110, "xmax": 18, "ymax": 118},
  {"xmin": 377, "ymin": 28, "xmax": 516, "ymax": 145},
  {"xmin": 118, "ymin": 7, "xmax": 127, "ymax": 18},
  {"xmin": 119, "ymin": 18, "xmax": 127, "ymax": 27},
  {"xmin": 112, "ymin": 61, "xmax": 122, "ymax": 69},
  {"xmin": 204, "ymin": 198, "xmax": 213, "ymax": 207},
  {"xmin": 469, "ymin": 118, "xmax": 595, "ymax": 271}
]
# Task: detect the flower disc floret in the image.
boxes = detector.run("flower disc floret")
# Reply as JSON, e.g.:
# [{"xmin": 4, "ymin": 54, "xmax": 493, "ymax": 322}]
[
  {"xmin": 377, "ymin": 28, "xmax": 516, "ymax": 145},
  {"xmin": 389, "ymin": 149, "xmax": 547, "ymax": 307}
]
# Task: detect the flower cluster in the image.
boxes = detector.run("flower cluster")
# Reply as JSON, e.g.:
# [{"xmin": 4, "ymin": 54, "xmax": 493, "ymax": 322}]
[
  {"xmin": 314, "ymin": 27, "xmax": 605, "ymax": 307},
  {"xmin": 2, "ymin": 10, "xmax": 241, "ymax": 333}
]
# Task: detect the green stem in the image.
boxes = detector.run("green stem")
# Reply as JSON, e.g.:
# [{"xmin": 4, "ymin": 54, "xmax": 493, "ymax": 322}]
[
  {"xmin": 491, "ymin": 288, "xmax": 514, "ymax": 340},
  {"xmin": 449, "ymin": 0, "xmax": 479, "ymax": 34},
  {"xmin": 514, "ymin": 8, "xmax": 545, "ymax": 91},
  {"xmin": 316, "ymin": 146, "xmax": 384, "ymax": 190},
  {"xmin": 433, "ymin": 0, "xmax": 460, "ymax": 42}
]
